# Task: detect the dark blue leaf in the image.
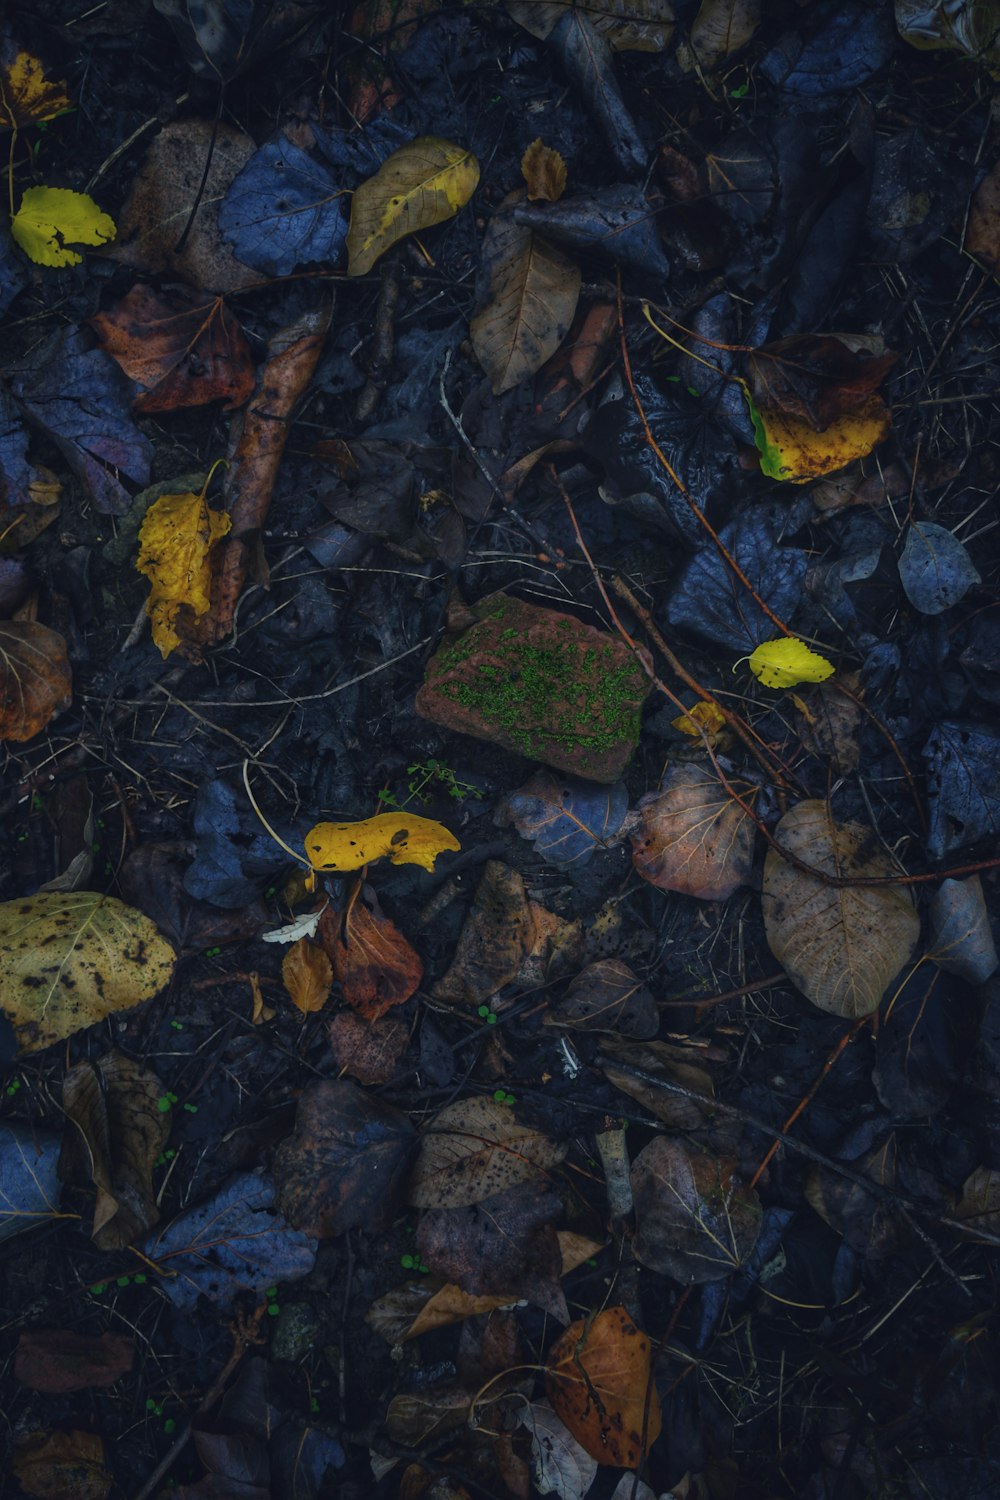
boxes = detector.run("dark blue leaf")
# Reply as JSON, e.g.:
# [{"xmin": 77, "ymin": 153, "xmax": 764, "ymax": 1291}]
[
  {"xmin": 899, "ymin": 521, "xmax": 981, "ymax": 615},
  {"xmin": 923, "ymin": 720, "xmax": 1000, "ymax": 859},
  {"xmin": 0, "ymin": 382, "xmax": 41, "ymax": 508},
  {"xmin": 0, "ymin": 1123, "xmax": 61, "ymax": 1242},
  {"xmin": 761, "ymin": 0, "xmax": 895, "ymax": 94},
  {"xmin": 665, "ymin": 502, "xmax": 809, "ymax": 652},
  {"xmin": 498, "ymin": 770, "xmax": 629, "ymax": 865},
  {"xmin": 183, "ymin": 777, "xmax": 297, "ymax": 908},
  {"xmin": 0, "ymin": 223, "xmax": 27, "ymax": 317},
  {"xmin": 218, "ymin": 136, "xmax": 348, "ymax": 276}
]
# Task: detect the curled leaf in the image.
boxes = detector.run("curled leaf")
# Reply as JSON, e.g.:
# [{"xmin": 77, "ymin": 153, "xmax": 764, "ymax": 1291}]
[
  {"xmin": 303, "ymin": 811, "xmax": 459, "ymax": 874},
  {"xmin": 135, "ymin": 475, "xmax": 232, "ymax": 658},
  {"xmin": 346, "ymin": 135, "xmax": 479, "ymax": 277},
  {"xmin": 671, "ymin": 699, "xmax": 728, "ymax": 740},
  {"xmin": 746, "ymin": 637, "xmax": 835, "ymax": 689},
  {"xmin": 521, "ymin": 138, "xmax": 568, "ymax": 200},
  {"xmin": 12, "ymin": 186, "xmax": 116, "ymax": 267}
]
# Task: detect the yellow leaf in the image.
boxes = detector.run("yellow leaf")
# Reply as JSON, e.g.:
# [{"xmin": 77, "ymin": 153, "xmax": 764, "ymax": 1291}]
[
  {"xmin": 282, "ymin": 937, "xmax": 333, "ymax": 1016},
  {"xmin": 346, "ymin": 136, "xmax": 479, "ymax": 277},
  {"xmin": 746, "ymin": 638, "xmax": 835, "ymax": 690},
  {"xmin": 11, "ymin": 186, "xmax": 116, "ymax": 267},
  {"xmin": 671, "ymin": 700, "xmax": 728, "ymax": 739},
  {"xmin": 303, "ymin": 812, "xmax": 460, "ymax": 874},
  {"xmin": 750, "ymin": 391, "xmax": 891, "ymax": 483},
  {"xmin": 0, "ymin": 48, "xmax": 71, "ymax": 131},
  {"xmin": 135, "ymin": 477, "xmax": 231, "ymax": 659}
]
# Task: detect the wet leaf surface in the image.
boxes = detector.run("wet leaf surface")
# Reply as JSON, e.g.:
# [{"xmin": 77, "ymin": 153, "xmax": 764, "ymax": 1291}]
[
  {"xmin": 0, "ymin": 619, "xmax": 71, "ymax": 742},
  {"xmin": 497, "ymin": 769, "xmax": 629, "ymax": 865},
  {"xmin": 923, "ymin": 721, "xmax": 1000, "ymax": 858},
  {"xmin": 219, "ymin": 134, "xmax": 349, "ymax": 276},
  {"xmin": 546, "ymin": 957, "xmax": 658, "ymax": 1036},
  {"xmin": 318, "ymin": 887, "xmax": 422, "ymax": 1018},
  {"xmin": 408, "ymin": 1095, "xmax": 566, "ymax": 1208},
  {"xmin": 899, "ymin": 521, "xmax": 981, "ymax": 615}
]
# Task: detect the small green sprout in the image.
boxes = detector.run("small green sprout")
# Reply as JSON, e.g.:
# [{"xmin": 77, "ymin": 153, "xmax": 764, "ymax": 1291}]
[
  {"xmin": 182, "ymin": 1102, "xmax": 198, "ymax": 1114},
  {"xmin": 90, "ymin": 1283, "xmax": 107, "ymax": 1296},
  {"xmin": 493, "ymin": 1089, "xmax": 515, "ymax": 1105},
  {"xmin": 477, "ymin": 1005, "xmax": 498, "ymax": 1025},
  {"xmin": 400, "ymin": 1253, "xmax": 429, "ymax": 1273},
  {"xmin": 205, "ymin": 946, "xmax": 222, "ymax": 958},
  {"xmin": 156, "ymin": 1092, "xmax": 178, "ymax": 1113},
  {"xmin": 169, "ymin": 1019, "xmax": 184, "ymax": 1031}
]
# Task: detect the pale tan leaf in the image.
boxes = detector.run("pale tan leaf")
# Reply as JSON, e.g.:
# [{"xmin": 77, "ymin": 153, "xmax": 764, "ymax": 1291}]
[
  {"xmin": 762, "ymin": 800, "xmax": 920, "ymax": 1018},
  {"xmin": 688, "ymin": 0, "xmax": 760, "ymax": 70},
  {"xmin": 522, "ymin": 138, "xmax": 568, "ymax": 201},
  {"xmin": 408, "ymin": 1095, "xmax": 566, "ymax": 1208}
]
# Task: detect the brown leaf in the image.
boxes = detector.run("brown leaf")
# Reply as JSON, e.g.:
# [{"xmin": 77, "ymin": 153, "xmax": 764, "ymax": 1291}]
[
  {"xmin": 433, "ymin": 861, "xmax": 536, "ymax": 1006},
  {"xmin": 793, "ymin": 673, "xmax": 862, "ymax": 774},
  {"xmin": 15, "ymin": 1329, "xmax": 134, "ymax": 1393},
  {"xmin": 384, "ymin": 1388, "xmax": 471, "ymax": 1448},
  {"xmin": 366, "ymin": 1279, "xmax": 516, "ymax": 1343},
  {"xmin": 416, "ymin": 1181, "xmax": 568, "ymax": 1320},
  {"xmin": 274, "ymin": 1079, "xmax": 416, "ymax": 1237},
  {"xmin": 0, "ymin": 620, "xmax": 71, "ymax": 742},
  {"xmin": 630, "ymin": 1136, "xmax": 761, "ymax": 1282},
  {"xmin": 953, "ymin": 1165, "xmax": 1000, "ymax": 1242},
  {"xmin": 545, "ymin": 1306, "xmax": 662, "ymax": 1467},
  {"xmin": 546, "ymin": 959, "xmax": 658, "ymax": 1037},
  {"xmin": 762, "ymin": 800, "xmax": 920, "ymax": 1017},
  {"xmin": 91, "ymin": 284, "xmax": 255, "ymax": 412},
  {"xmin": 600, "ymin": 1036, "xmax": 716, "ymax": 1130},
  {"xmin": 631, "ymin": 762, "xmax": 756, "ymax": 901},
  {"xmin": 282, "ymin": 936, "xmax": 333, "ymax": 1015},
  {"xmin": 804, "ymin": 1136, "xmax": 908, "ymax": 1258},
  {"xmin": 59, "ymin": 1050, "xmax": 170, "ymax": 1249},
  {"xmin": 966, "ymin": 157, "xmax": 1000, "ymax": 275},
  {"xmin": 687, "ymin": 0, "xmax": 760, "ymax": 70},
  {"xmin": 328, "ymin": 1009, "xmax": 408, "ymax": 1084},
  {"xmin": 408, "ymin": 1095, "xmax": 567, "ymax": 1208},
  {"xmin": 747, "ymin": 334, "xmax": 898, "ymax": 432},
  {"xmin": 13, "ymin": 1429, "xmax": 111, "ymax": 1500},
  {"xmin": 318, "ymin": 886, "xmax": 422, "ymax": 1020},
  {"xmin": 522, "ymin": 138, "xmax": 568, "ymax": 201}
]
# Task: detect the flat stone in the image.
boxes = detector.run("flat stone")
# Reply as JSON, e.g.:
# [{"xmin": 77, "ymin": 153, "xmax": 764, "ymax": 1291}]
[{"xmin": 415, "ymin": 593, "xmax": 649, "ymax": 782}]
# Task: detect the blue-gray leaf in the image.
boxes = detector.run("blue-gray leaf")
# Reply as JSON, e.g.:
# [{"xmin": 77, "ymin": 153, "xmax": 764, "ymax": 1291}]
[
  {"xmin": 498, "ymin": 770, "xmax": 629, "ymax": 866},
  {"xmin": 929, "ymin": 876, "xmax": 998, "ymax": 984},
  {"xmin": 899, "ymin": 521, "xmax": 980, "ymax": 615},
  {"xmin": 219, "ymin": 137, "xmax": 348, "ymax": 277},
  {"xmin": 0, "ymin": 1123, "xmax": 62, "ymax": 1242},
  {"xmin": 923, "ymin": 721, "xmax": 1000, "ymax": 859}
]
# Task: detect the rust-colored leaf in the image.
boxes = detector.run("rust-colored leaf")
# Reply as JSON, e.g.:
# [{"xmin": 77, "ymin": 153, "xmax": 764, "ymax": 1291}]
[
  {"xmin": 0, "ymin": 620, "xmax": 71, "ymax": 742},
  {"xmin": 545, "ymin": 1306, "xmax": 662, "ymax": 1467},
  {"xmin": 282, "ymin": 936, "xmax": 333, "ymax": 1015},
  {"xmin": 747, "ymin": 334, "xmax": 898, "ymax": 431},
  {"xmin": 91, "ymin": 284, "xmax": 255, "ymax": 413},
  {"xmin": 631, "ymin": 762, "xmax": 756, "ymax": 901},
  {"xmin": 15, "ymin": 1329, "xmax": 134, "ymax": 1393},
  {"xmin": 318, "ymin": 887, "xmax": 422, "ymax": 1020}
]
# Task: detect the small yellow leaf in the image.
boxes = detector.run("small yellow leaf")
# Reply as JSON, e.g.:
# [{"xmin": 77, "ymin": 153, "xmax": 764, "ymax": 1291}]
[
  {"xmin": 671, "ymin": 700, "xmax": 728, "ymax": 739},
  {"xmin": 303, "ymin": 813, "xmax": 460, "ymax": 874},
  {"xmin": 135, "ymin": 478, "xmax": 231, "ymax": 659},
  {"xmin": 0, "ymin": 48, "xmax": 71, "ymax": 131},
  {"xmin": 752, "ymin": 393, "xmax": 891, "ymax": 483},
  {"xmin": 746, "ymin": 638, "xmax": 835, "ymax": 690},
  {"xmin": 346, "ymin": 136, "xmax": 480, "ymax": 277},
  {"xmin": 521, "ymin": 138, "xmax": 567, "ymax": 201},
  {"xmin": 282, "ymin": 938, "xmax": 333, "ymax": 1016},
  {"xmin": 11, "ymin": 186, "xmax": 116, "ymax": 267}
]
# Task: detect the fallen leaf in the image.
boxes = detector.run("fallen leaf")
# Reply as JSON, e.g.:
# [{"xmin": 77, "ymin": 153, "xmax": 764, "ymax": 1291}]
[
  {"xmin": 688, "ymin": 0, "xmax": 760, "ymax": 69},
  {"xmin": 954, "ymin": 1164, "xmax": 1000, "ymax": 1242},
  {"xmin": 366, "ymin": 1279, "xmax": 516, "ymax": 1344},
  {"xmin": 746, "ymin": 637, "xmax": 835, "ymax": 689},
  {"xmin": 896, "ymin": 0, "xmax": 1000, "ymax": 73},
  {"xmin": 0, "ymin": 619, "xmax": 71, "ymax": 741},
  {"xmin": 384, "ymin": 1388, "xmax": 472, "ymax": 1448},
  {"xmin": 515, "ymin": 187, "xmax": 672, "ymax": 279},
  {"xmin": 15, "ymin": 1329, "xmax": 134, "ymax": 1393},
  {"xmin": 347, "ymin": 135, "xmax": 480, "ymax": 277},
  {"xmin": 631, "ymin": 1136, "xmax": 761, "ymax": 1282},
  {"xmin": 671, "ymin": 699, "xmax": 728, "ymax": 741},
  {"xmin": 12, "ymin": 186, "xmax": 115, "ymax": 267},
  {"xmin": 762, "ymin": 800, "xmax": 920, "ymax": 1017},
  {"xmin": 274, "ymin": 1079, "xmax": 416, "ymax": 1237},
  {"xmin": 545, "ymin": 959, "xmax": 658, "ymax": 1037},
  {"xmin": 59, "ymin": 1049, "xmax": 170, "ymax": 1249},
  {"xmin": 90, "ymin": 284, "xmax": 255, "ymax": 412},
  {"xmin": 408, "ymin": 1095, "xmax": 567, "ymax": 1209},
  {"xmin": 304, "ymin": 810, "xmax": 459, "ymax": 874},
  {"xmin": 497, "ymin": 771, "xmax": 629, "ymax": 867},
  {"xmin": 747, "ymin": 334, "xmax": 898, "ymax": 430},
  {"xmin": 601, "ymin": 1036, "xmax": 717, "ymax": 1130},
  {"xmin": 328, "ymin": 1010, "xmax": 408, "ymax": 1084},
  {"xmin": 432, "ymin": 860, "xmax": 535, "ymax": 1006},
  {"xmin": 545, "ymin": 1306, "xmax": 662, "ymax": 1466},
  {"xmin": 518, "ymin": 1399, "xmax": 598, "ymax": 1500},
  {"xmin": 748, "ymin": 388, "xmax": 891, "ymax": 483},
  {"xmin": 923, "ymin": 721, "xmax": 1000, "ymax": 858},
  {"xmin": 318, "ymin": 888, "xmax": 422, "ymax": 1019},
  {"xmin": 522, "ymin": 138, "xmax": 568, "ymax": 200},
  {"xmin": 506, "ymin": 0, "xmax": 675, "ymax": 51},
  {"xmin": 898, "ymin": 521, "xmax": 980, "ymax": 615},
  {"xmin": 471, "ymin": 196, "xmax": 581, "ymax": 395},
  {"xmin": 261, "ymin": 908, "xmax": 325, "ymax": 944},
  {"xmin": 804, "ymin": 1136, "xmax": 907, "ymax": 1258},
  {"xmin": 929, "ymin": 876, "xmax": 999, "ymax": 984},
  {"xmin": 0, "ymin": 891, "xmax": 176, "ymax": 1053},
  {"xmin": 0, "ymin": 1123, "xmax": 62, "ymax": 1242},
  {"xmin": 792, "ymin": 672, "xmax": 862, "ymax": 773},
  {"xmin": 0, "ymin": 44, "xmax": 71, "ymax": 130},
  {"xmin": 631, "ymin": 762, "xmax": 756, "ymax": 901},
  {"xmin": 135, "ymin": 473, "xmax": 232, "ymax": 658},
  {"xmin": 218, "ymin": 134, "xmax": 349, "ymax": 276},
  {"xmin": 965, "ymin": 155, "xmax": 1000, "ymax": 273},
  {"xmin": 282, "ymin": 936, "xmax": 333, "ymax": 1015},
  {"xmin": 13, "ymin": 1430, "xmax": 111, "ymax": 1500}
]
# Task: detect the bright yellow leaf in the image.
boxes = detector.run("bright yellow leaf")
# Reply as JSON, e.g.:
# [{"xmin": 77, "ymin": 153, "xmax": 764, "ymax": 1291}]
[
  {"xmin": 346, "ymin": 136, "xmax": 480, "ymax": 277},
  {"xmin": 303, "ymin": 812, "xmax": 460, "ymax": 874},
  {"xmin": 11, "ymin": 186, "xmax": 116, "ymax": 267},
  {"xmin": 746, "ymin": 638, "xmax": 835, "ymax": 690},
  {"xmin": 671, "ymin": 700, "xmax": 728, "ymax": 739},
  {"xmin": 135, "ymin": 476, "xmax": 231, "ymax": 659},
  {"xmin": 748, "ymin": 391, "xmax": 891, "ymax": 483},
  {"xmin": 0, "ymin": 48, "xmax": 71, "ymax": 131}
]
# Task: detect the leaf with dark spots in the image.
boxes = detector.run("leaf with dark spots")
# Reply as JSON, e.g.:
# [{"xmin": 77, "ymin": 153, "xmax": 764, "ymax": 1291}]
[
  {"xmin": 10, "ymin": 326, "xmax": 152, "ymax": 515},
  {"xmin": 545, "ymin": 1306, "xmax": 662, "ymax": 1466},
  {"xmin": 747, "ymin": 335, "xmax": 897, "ymax": 431},
  {"xmin": 923, "ymin": 721, "xmax": 1000, "ymax": 859},
  {"xmin": 218, "ymin": 134, "xmax": 349, "ymax": 276},
  {"xmin": 274, "ymin": 1080, "xmax": 416, "ymax": 1237}
]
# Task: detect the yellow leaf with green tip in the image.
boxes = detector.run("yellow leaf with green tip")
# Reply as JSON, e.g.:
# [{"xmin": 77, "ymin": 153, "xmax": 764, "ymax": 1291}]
[
  {"xmin": 746, "ymin": 638, "xmax": 835, "ymax": 689},
  {"xmin": 11, "ymin": 186, "xmax": 116, "ymax": 267},
  {"xmin": 346, "ymin": 136, "xmax": 479, "ymax": 277},
  {"xmin": 304, "ymin": 813, "xmax": 460, "ymax": 873},
  {"xmin": 744, "ymin": 384, "xmax": 890, "ymax": 483}
]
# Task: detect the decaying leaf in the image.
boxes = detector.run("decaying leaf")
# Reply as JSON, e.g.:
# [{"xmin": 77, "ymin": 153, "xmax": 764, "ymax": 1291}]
[
  {"xmin": 746, "ymin": 637, "xmax": 835, "ymax": 689},
  {"xmin": 519, "ymin": 1399, "xmax": 598, "ymax": 1500},
  {"xmin": 304, "ymin": 811, "xmax": 459, "ymax": 874},
  {"xmin": 0, "ymin": 44, "xmax": 71, "ymax": 130},
  {"xmin": 671, "ymin": 699, "xmax": 728, "ymax": 741},
  {"xmin": 748, "ymin": 389, "xmax": 891, "ymax": 483},
  {"xmin": 282, "ymin": 936, "xmax": 333, "ymax": 1015},
  {"xmin": 12, "ymin": 186, "xmax": 116, "ymax": 267},
  {"xmin": 631, "ymin": 762, "xmax": 756, "ymax": 901},
  {"xmin": 793, "ymin": 672, "xmax": 862, "ymax": 773},
  {"xmin": 805, "ymin": 1136, "xmax": 908, "ymax": 1259},
  {"xmin": 497, "ymin": 770, "xmax": 630, "ymax": 866},
  {"xmin": 0, "ymin": 891, "xmax": 175, "ymax": 1053},
  {"xmin": 346, "ymin": 135, "xmax": 480, "ymax": 277},
  {"xmin": 762, "ymin": 800, "xmax": 920, "ymax": 1018},
  {"xmin": 13, "ymin": 1429, "xmax": 111, "ymax": 1500},
  {"xmin": 318, "ymin": 888, "xmax": 423, "ymax": 1019},
  {"xmin": 545, "ymin": 959, "xmax": 658, "ymax": 1037},
  {"xmin": 954, "ymin": 1165, "xmax": 1000, "ymax": 1242},
  {"xmin": 545, "ymin": 1307, "xmax": 662, "ymax": 1466},
  {"xmin": 135, "ymin": 473, "xmax": 232, "ymax": 658},
  {"xmin": 0, "ymin": 619, "xmax": 71, "ymax": 742},
  {"xmin": 630, "ymin": 1136, "xmax": 761, "ymax": 1282},
  {"xmin": 965, "ymin": 156, "xmax": 1000, "ymax": 274},
  {"xmin": 408, "ymin": 1095, "xmax": 567, "ymax": 1209},
  {"xmin": 929, "ymin": 876, "xmax": 999, "ymax": 984},
  {"xmin": 522, "ymin": 138, "xmax": 568, "ymax": 201},
  {"xmin": 328, "ymin": 1010, "xmax": 408, "ymax": 1085},
  {"xmin": 15, "ymin": 1329, "xmax": 134, "ymax": 1393},
  {"xmin": 367, "ymin": 1278, "xmax": 518, "ymax": 1345},
  {"xmin": 601, "ymin": 1036, "xmax": 717, "ymax": 1130},
  {"xmin": 688, "ymin": 0, "xmax": 761, "ymax": 70}
]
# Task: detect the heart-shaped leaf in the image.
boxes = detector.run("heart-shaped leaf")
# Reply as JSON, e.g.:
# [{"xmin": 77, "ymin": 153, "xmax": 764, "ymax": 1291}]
[
  {"xmin": 630, "ymin": 1136, "xmax": 761, "ymax": 1282},
  {"xmin": 408, "ymin": 1095, "xmax": 566, "ymax": 1208}
]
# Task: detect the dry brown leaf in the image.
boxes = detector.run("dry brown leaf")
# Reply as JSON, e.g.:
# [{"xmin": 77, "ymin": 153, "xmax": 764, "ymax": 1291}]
[
  {"xmin": 408, "ymin": 1095, "xmax": 567, "ymax": 1208},
  {"xmin": 522, "ymin": 138, "xmax": 568, "ymax": 201},
  {"xmin": 545, "ymin": 958, "xmax": 658, "ymax": 1037},
  {"xmin": 328, "ymin": 1010, "xmax": 408, "ymax": 1084},
  {"xmin": 762, "ymin": 800, "xmax": 920, "ymax": 1018},
  {"xmin": 0, "ymin": 620, "xmax": 71, "ymax": 742},
  {"xmin": 792, "ymin": 672, "xmax": 862, "ymax": 774},
  {"xmin": 965, "ymin": 157, "xmax": 1000, "ymax": 275},
  {"xmin": 545, "ymin": 1306, "xmax": 662, "ymax": 1466},
  {"xmin": 318, "ymin": 888, "xmax": 422, "ymax": 1020},
  {"xmin": 282, "ymin": 936, "xmax": 333, "ymax": 1015},
  {"xmin": 432, "ymin": 861, "xmax": 535, "ymax": 1006},
  {"xmin": 601, "ymin": 1036, "xmax": 716, "ymax": 1130},
  {"xmin": 631, "ymin": 762, "xmax": 756, "ymax": 900},
  {"xmin": 15, "ymin": 1329, "xmax": 134, "ymax": 1393},
  {"xmin": 13, "ymin": 1429, "xmax": 111, "ymax": 1500}
]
